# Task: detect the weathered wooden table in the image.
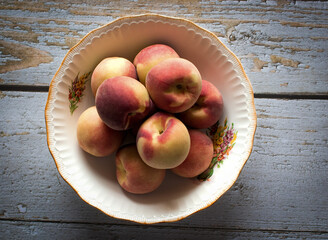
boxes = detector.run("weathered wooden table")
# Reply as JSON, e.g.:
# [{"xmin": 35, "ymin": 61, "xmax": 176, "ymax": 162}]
[{"xmin": 1, "ymin": 1, "xmax": 327, "ymax": 239}]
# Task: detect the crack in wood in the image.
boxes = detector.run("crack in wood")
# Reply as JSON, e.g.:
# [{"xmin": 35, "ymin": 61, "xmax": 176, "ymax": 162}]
[
  {"xmin": 1, "ymin": 86, "xmax": 327, "ymax": 100},
  {"xmin": 254, "ymin": 93, "xmax": 328, "ymax": 100},
  {"xmin": 0, "ymin": 131, "xmax": 30, "ymax": 137},
  {"xmin": 0, "ymin": 217, "xmax": 328, "ymax": 234}
]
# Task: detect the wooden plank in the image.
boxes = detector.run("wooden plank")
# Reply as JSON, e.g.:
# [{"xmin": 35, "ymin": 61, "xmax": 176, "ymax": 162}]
[
  {"xmin": 0, "ymin": 0, "xmax": 327, "ymax": 95},
  {"xmin": 1, "ymin": 220, "xmax": 328, "ymax": 240},
  {"xmin": 0, "ymin": 91, "xmax": 327, "ymax": 231}
]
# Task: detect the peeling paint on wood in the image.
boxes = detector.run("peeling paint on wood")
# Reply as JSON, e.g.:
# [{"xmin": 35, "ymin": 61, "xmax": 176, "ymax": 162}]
[
  {"xmin": 270, "ymin": 55, "xmax": 300, "ymax": 68},
  {"xmin": 252, "ymin": 57, "xmax": 268, "ymax": 72},
  {"xmin": 0, "ymin": 0, "xmax": 326, "ymax": 95},
  {"xmin": 0, "ymin": 0, "xmax": 328, "ymax": 238},
  {"xmin": 280, "ymin": 20, "xmax": 328, "ymax": 29},
  {"xmin": 0, "ymin": 91, "xmax": 6, "ymax": 99},
  {"xmin": 1, "ymin": 30, "xmax": 41, "ymax": 43},
  {"xmin": 0, "ymin": 40, "xmax": 53, "ymax": 74},
  {"xmin": 0, "ymin": 92, "xmax": 327, "ymax": 233}
]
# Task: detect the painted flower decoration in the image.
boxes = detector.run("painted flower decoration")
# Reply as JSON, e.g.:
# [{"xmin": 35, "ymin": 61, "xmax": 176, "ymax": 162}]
[
  {"xmin": 68, "ymin": 72, "xmax": 91, "ymax": 114},
  {"xmin": 197, "ymin": 117, "xmax": 237, "ymax": 181}
]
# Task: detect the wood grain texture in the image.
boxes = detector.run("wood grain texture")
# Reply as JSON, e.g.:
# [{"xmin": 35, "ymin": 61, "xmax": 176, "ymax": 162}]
[
  {"xmin": 0, "ymin": 0, "xmax": 327, "ymax": 95},
  {"xmin": 0, "ymin": 92, "xmax": 327, "ymax": 235},
  {"xmin": 1, "ymin": 1, "xmax": 328, "ymax": 238},
  {"xmin": 1, "ymin": 221, "xmax": 328, "ymax": 240}
]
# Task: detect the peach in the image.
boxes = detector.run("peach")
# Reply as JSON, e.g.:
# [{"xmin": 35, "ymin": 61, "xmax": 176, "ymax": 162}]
[
  {"xmin": 76, "ymin": 106, "xmax": 124, "ymax": 157},
  {"xmin": 116, "ymin": 144, "xmax": 166, "ymax": 194},
  {"xmin": 133, "ymin": 44, "xmax": 179, "ymax": 85},
  {"xmin": 136, "ymin": 112, "xmax": 190, "ymax": 169},
  {"xmin": 178, "ymin": 80, "xmax": 224, "ymax": 129},
  {"xmin": 146, "ymin": 58, "xmax": 202, "ymax": 113},
  {"xmin": 91, "ymin": 57, "xmax": 137, "ymax": 96},
  {"xmin": 130, "ymin": 99, "xmax": 158, "ymax": 137},
  {"xmin": 171, "ymin": 129, "xmax": 213, "ymax": 178},
  {"xmin": 95, "ymin": 76, "xmax": 152, "ymax": 131}
]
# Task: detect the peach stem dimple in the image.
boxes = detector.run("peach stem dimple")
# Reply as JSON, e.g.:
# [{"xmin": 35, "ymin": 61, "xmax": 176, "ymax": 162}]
[
  {"xmin": 159, "ymin": 129, "xmax": 164, "ymax": 134},
  {"xmin": 176, "ymin": 84, "xmax": 183, "ymax": 90}
]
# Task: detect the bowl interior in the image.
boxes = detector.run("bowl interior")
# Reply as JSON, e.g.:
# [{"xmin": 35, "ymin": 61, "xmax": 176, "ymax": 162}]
[{"xmin": 46, "ymin": 14, "xmax": 256, "ymax": 224}]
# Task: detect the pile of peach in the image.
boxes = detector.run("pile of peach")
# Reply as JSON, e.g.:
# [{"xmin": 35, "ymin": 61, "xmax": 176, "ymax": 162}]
[{"xmin": 76, "ymin": 44, "xmax": 224, "ymax": 194}]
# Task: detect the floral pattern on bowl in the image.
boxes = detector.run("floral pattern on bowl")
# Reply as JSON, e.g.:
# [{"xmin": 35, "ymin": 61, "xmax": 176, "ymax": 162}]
[{"xmin": 45, "ymin": 14, "xmax": 257, "ymax": 224}]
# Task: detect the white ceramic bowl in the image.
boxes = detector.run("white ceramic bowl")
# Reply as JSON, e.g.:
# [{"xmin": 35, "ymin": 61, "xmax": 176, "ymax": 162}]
[{"xmin": 45, "ymin": 14, "xmax": 257, "ymax": 224}]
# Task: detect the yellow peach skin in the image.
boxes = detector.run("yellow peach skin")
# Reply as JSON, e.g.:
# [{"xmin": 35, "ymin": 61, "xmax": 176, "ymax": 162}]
[
  {"xmin": 76, "ymin": 106, "xmax": 124, "ymax": 157},
  {"xmin": 146, "ymin": 58, "xmax": 202, "ymax": 113},
  {"xmin": 136, "ymin": 112, "xmax": 190, "ymax": 169},
  {"xmin": 133, "ymin": 44, "xmax": 179, "ymax": 85},
  {"xmin": 116, "ymin": 144, "xmax": 166, "ymax": 194},
  {"xmin": 91, "ymin": 57, "xmax": 137, "ymax": 96},
  {"xmin": 171, "ymin": 129, "xmax": 213, "ymax": 178}
]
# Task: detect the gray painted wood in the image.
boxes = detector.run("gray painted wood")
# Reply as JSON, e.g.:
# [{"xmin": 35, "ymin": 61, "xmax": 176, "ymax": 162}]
[
  {"xmin": 1, "ymin": 221, "xmax": 328, "ymax": 240},
  {"xmin": 0, "ymin": 1, "xmax": 328, "ymax": 95},
  {"xmin": 0, "ymin": 91, "xmax": 327, "ymax": 234},
  {"xmin": 1, "ymin": 1, "xmax": 328, "ymax": 238}
]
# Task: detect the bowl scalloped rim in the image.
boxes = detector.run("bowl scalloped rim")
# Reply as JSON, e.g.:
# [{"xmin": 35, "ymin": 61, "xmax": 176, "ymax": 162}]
[{"xmin": 45, "ymin": 13, "xmax": 257, "ymax": 224}]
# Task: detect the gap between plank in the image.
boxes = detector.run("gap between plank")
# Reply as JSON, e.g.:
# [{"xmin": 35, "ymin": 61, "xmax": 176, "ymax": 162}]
[
  {"xmin": 0, "ymin": 218, "xmax": 327, "ymax": 235},
  {"xmin": 0, "ymin": 85, "xmax": 49, "ymax": 92},
  {"xmin": 254, "ymin": 93, "xmax": 328, "ymax": 100},
  {"xmin": 0, "ymin": 85, "xmax": 328, "ymax": 100}
]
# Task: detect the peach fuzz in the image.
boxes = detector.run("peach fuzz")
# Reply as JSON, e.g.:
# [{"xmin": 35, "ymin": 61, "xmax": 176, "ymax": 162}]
[
  {"xmin": 76, "ymin": 106, "xmax": 124, "ymax": 157},
  {"xmin": 146, "ymin": 58, "xmax": 202, "ymax": 113},
  {"xmin": 91, "ymin": 57, "xmax": 137, "ymax": 96},
  {"xmin": 133, "ymin": 44, "xmax": 179, "ymax": 85},
  {"xmin": 178, "ymin": 80, "xmax": 224, "ymax": 129},
  {"xmin": 171, "ymin": 129, "xmax": 213, "ymax": 178},
  {"xmin": 95, "ymin": 76, "xmax": 151, "ymax": 131},
  {"xmin": 116, "ymin": 144, "xmax": 166, "ymax": 194},
  {"xmin": 137, "ymin": 112, "xmax": 190, "ymax": 169}
]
